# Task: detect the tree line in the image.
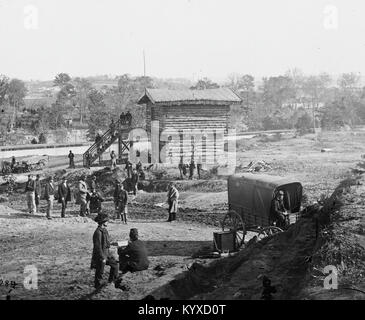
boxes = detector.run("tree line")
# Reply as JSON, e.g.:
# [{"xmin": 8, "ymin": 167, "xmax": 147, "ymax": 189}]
[{"xmin": 1, "ymin": 70, "xmax": 365, "ymax": 144}]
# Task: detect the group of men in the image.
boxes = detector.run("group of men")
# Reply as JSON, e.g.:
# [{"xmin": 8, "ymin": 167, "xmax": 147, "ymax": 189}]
[
  {"xmin": 25, "ymin": 174, "xmax": 107, "ymax": 219},
  {"xmin": 120, "ymin": 111, "xmax": 132, "ymax": 126},
  {"xmin": 90, "ymin": 181, "xmax": 179, "ymax": 289},
  {"xmin": 91, "ymin": 214, "xmax": 149, "ymax": 290},
  {"xmin": 178, "ymin": 157, "xmax": 202, "ymax": 180},
  {"xmin": 25, "ymin": 174, "xmax": 70, "ymax": 219},
  {"xmin": 77, "ymin": 175, "xmax": 105, "ymax": 217}
]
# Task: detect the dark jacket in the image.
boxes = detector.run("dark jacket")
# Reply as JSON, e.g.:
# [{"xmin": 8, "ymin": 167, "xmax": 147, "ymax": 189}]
[
  {"xmin": 44, "ymin": 182, "xmax": 55, "ymax": 200},
  {"xmin": 89, "ymin": 192, "xmax": 104, "ymax": 213},
  {"xmin": 91, "ymin": 226, "xmax": 111, "ymax": 269},
  {"xmin": 68, "ymin": 152, "xmax": 74, "ymax": 160},
  {"xmin": 90, "ymin": 180, "xmax": 97, "ymax": 191},
  {"xmin": 58, "ymin": 183, "xmax": 71, "ymax": 203},
  {"xmin": 25, "ymin": 179, "xmax": 35, "ymax": 192},
  {"xmin": 34, "ymin": 179, "xmax": 42, "ymax": 196},
  {"xmin": 131, "ymin": 172, "xmax": 139, "ymax": 184},
  {"xmin": 118, "ymin": 239, "xmax": 149, "ymax": 271},
  {"xmin": 273, "ymin": 199, "xmax": 286, "ymax": 217},
  {"xmin": 114, "ymin": 188, "xmax": 128, "ymax": 207}
]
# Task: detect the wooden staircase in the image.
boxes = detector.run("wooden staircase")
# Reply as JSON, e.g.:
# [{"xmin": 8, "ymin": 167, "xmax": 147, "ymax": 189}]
[{"xmin": 83, "ymin": 119, "xmax": 131, "ymax": 167}]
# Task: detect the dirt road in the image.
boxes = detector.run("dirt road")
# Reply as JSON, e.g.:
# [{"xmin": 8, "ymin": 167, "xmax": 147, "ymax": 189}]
[{"xmin": 0, "ymin": 207, "xmax": 220, "ymax": 300}]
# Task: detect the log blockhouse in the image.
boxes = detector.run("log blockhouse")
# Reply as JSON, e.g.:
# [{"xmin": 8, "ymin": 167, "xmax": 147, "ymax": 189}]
[{"xmin": 137, "ymin": 88, "xmax": 242, "ymax": 165}]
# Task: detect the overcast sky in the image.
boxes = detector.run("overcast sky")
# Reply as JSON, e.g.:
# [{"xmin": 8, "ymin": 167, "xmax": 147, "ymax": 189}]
[{"xmin": 0, "ymin": 0, "xmax": 364, "ymax": 81}]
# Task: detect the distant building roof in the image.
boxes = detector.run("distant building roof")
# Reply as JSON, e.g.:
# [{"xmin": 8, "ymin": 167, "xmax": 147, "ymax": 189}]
[{"xmin": 137, "ymin": 87, "xmax": 242, "ymax": 106}]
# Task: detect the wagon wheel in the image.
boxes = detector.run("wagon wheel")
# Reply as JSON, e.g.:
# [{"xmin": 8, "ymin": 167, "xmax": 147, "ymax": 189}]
[
  {"xmin": 256, "ymin": 226, "xmax": 283, "ymax": 242},
  {"xmin": 221, "ymin": 210, "xmax": 246, "ymax": 249}
]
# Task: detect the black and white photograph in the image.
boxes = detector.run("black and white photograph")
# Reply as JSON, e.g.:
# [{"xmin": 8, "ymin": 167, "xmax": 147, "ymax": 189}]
[{"xmin": 0, "ymin": 0, "xmax": 364, "ymax": 306}]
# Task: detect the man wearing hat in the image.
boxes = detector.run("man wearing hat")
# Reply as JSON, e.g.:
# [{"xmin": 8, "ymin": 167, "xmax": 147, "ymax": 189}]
[
  {"xmin": 58, "ymin": 177, "xmax": 71, "ymax": 218},
  {"xmin": 44, "ymin": 176, "xmax": 55, "ymax": 220},
  {"xmin": 78, "ymin": 176, "xmax": 88, "ymax": 217},
  {"xmin": 272, "ymin": 190, "xmax": 289, "ymax": 228},
  {"xmin": 118, "ymin": 228, "xmax": 149, "ymax": 274},
  {"xmin": 167, "ymin": 182, "xmax": 179, "ymax": 222},
  {"xmin": 113, "ymin": 180, "xmax": 128, "ymax": 223},
  {"xmin": 25, "ymin": 174, "xmax": 36, "ymax": 214},
  {"xmin": 91, "ymin": 212, "xmax": 119, "ymax": 289}
]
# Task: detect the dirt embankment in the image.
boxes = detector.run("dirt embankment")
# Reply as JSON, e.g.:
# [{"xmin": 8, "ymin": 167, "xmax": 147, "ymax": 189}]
[{"xmin": 146, "ymin": 166, "xmax": 365, "ymax": 300}]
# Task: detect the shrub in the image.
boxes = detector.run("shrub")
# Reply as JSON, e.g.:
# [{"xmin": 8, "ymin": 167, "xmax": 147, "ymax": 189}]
[{"xmin": 295, "ymin": 113, "xmax": 313, "ymax": 135}]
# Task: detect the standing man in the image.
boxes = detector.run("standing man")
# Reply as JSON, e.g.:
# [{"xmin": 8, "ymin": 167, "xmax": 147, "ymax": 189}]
[
  {"xmin": 197, "ymin": 157, "xmax": 202, "ymax": 180},
  {"xmin": 189, "ymin": 159, "xmax": 196, "ymax": 180},
  {"xmin": 89, "ymin": 188, "xmax": 104, "ymax": 214},
  {"xmin": 90, "ymin": 176, "xmax": 97, "ymax": 191},
  {"xmin": 113, "ymin": 181, "xmax": 128, "ymax": 223},
  {"xmin": 167, "ymin": 182, "xmax": 179, "ymax": 222},
  {"xmin": 125, "ymin": 111, "xmax": 132, "ymax": 126},
  {"xmin": 272, "ymin": 190, "xmax": 289, "ymax": 229},
  {"xmin": 78, "ymin": 176, "xmax": 88, "ymax": 217},
  {"xmin": 110, "ymin": 150, "xmax": 117, "ymax": 169},
  {"xmin": 178, "ymin": 156, "xmax": 184, "ymax": 180},
  {"xmin": 44, "ymin": 176, "xmax": 55, "ymax": 220},
  {"xmin": 58, "ymin": 177, "xmax": 71, "ymax": 218},
  {"xmin": 110, "ymin": 119, "xmax": 116, "ymax": 137},
  {"xmin": 120, "ymin": 112, "xmax": 126, "ymax": 125},
  {"xmin": 34, "ymin": 174, "xmax": 42, "ymax": 213},
  {"xmin": 11, "ymin": 156, "xmax": 16, "ymax": 170},
  {"xmin": 136, "ymin": 160, "xmax": 145, "ymax": 180},
  {"xmin": 131, "ymin": 168, "xmax": 139, "ymax": 196},
  {"xmin": 125, "ymin": 160, "xmax": 133, "ymax": 178},
  {"xmin": 91, "ymin": 213, "xmax": 119, "ymax": 290},
  {"xmin": 68, "ymin": 150, "xmax": 75, "ymax": 169},
  {"xmin": 136, "ymin": 160, "xmax": 142, "ymax": 173},
  {"xmin": 25, "ymin": 174, "xmax": 36, "ymax": 214}
]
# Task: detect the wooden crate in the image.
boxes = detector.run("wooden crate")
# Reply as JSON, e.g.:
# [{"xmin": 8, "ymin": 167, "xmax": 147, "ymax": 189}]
[{"xmin": 213, "ymin": 231, "xmax": 236, "ymax": 252}]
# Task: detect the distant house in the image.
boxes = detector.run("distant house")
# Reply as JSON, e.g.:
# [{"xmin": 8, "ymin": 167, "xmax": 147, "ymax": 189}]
[{"xmin": 137, "ymin": 87, "xmax": 242, "ymax": 164}]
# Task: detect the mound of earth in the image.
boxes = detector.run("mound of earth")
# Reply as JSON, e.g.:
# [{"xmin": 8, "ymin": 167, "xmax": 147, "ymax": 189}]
[{"xmin": 146, "ymin": 168, "xmax": 365, "ymax": 300}]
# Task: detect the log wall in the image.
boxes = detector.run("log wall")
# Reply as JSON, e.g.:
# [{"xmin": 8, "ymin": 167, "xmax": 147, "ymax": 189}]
[{"xmin": 146, "ymin": 103, "xmax": 229, "ymax": 165}]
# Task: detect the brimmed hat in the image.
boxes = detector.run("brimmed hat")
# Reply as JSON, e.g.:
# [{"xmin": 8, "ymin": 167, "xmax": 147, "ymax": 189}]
[{"xmin": 94, "ymin": 212, "xmax": 109, "ymax": 224}]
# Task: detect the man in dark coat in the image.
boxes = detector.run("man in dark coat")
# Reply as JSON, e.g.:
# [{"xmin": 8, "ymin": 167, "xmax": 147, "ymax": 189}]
[
  {"xmin": 178, "ymin": 156, "xmax": 184, "ymax": 180},
  {"xmin": 189, "ymin": 159, "xmax": 195, "ymax": 179},
  {"xmin": 25, "ymin": 174, "xmax": 36, "ymax": 214},
  {"xmin": 110, "ymin": 119, "xmax": 116, "ymax": 137},
  {"xmin": 125, "ymin": 111, "xmax": 132, "ymax": 126},
  {"xmin": 196, "ymin": 157, "xmax": 202, "ymax": 180},
  {"xmin": 44, "ymin": 176, "xmax": 55, "ymax": 220},
  {"xmin": 131, "ymin": 168, "xmax": 139, "ymax": 196},
  {"xmin": 68, "ymin": 150, "xmax": 75, "ymax": 169},
  {"xmin": 118, "ymin": 228, "xmax": 149, "ymax": 274},
  {"xmin": 120, "ymin": 112, "xmax": 126, "ymax": 124},
  {"xmin": 89, "ymin": 189, "xmax": 104, "ymax": 214},
  {"xmin": 125, "ymin": 160, "xmax": 133, "ymax": 178},
  {"xmin": 11, "ymin": 156, "xmax": 16, "ymax": 170},
  {"xmin": 91, "ymin": 213, "xmax": 119, "ymax": 289},
  {"xmin": 34, "ymin": 174, "xmax": 42, "ymax": 213},
  {"xmin": 272, "ymin": 190, "xmax": 289, "ymax": 229},
  {"xmin": 58, "ymin": 177, "xmax": 71, "ymax": 218},
  {"xmin": 90, "ymin": 176, "xmax": 97, "ymax": 191},
  {"xmin": 113, "ymin": 181, "xmax": 128, "ymax": 223}
]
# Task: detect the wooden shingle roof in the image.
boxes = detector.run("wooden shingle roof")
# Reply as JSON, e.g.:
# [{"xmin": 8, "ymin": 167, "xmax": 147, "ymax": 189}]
[{"xmin": 137, "ymin": 87, "xmax": 242, "ymax": 106}]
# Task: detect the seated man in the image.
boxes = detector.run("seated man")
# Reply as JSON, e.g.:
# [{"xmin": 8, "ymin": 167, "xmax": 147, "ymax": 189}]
[
  {"xmin": 118, "ymin": 228, "xmax": 149, "ymax": 274},
  {"xmin": 272, "ymin": 190, "xmax": 290, "ymax": 229}
]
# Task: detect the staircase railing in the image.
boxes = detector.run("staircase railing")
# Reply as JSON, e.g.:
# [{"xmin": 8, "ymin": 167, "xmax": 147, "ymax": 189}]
[{"xmin": 83, "ymin": 119, "xmax": 131, "ymax": 167}]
